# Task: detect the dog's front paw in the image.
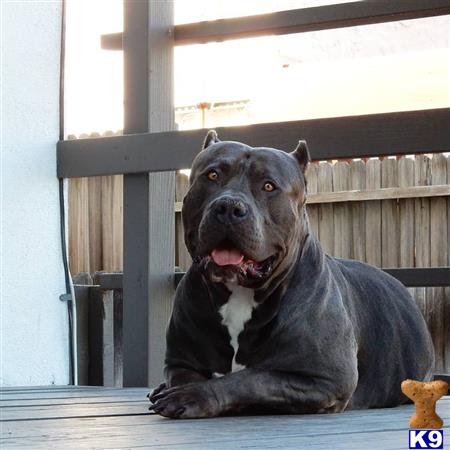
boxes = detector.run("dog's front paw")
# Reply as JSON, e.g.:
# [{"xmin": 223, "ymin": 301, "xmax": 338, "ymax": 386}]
[
  {"xmin": 149, "ymin": 382, "xmax": 221, "ymax": 419},
  {"xmin": 147, "ymin": 382, "xmax": 167, "ymax": 404}
]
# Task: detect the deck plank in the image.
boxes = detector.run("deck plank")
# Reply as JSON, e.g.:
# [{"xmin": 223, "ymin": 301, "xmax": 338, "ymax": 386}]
[
  {"xmin": 1, "ymin": 387, "xmax": 449, "ymax": 449},
  {"xmin": 0, "ymin": 388, "xmax": 146, "ymax": 402}
]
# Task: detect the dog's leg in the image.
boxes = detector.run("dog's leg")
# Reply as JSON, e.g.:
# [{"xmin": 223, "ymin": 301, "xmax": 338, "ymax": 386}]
[
  {"xmin": 167, "ymin": 366, "xmax": 209, "ymax": 386},
  {"xmin": 150, "ymin": 368, "xmax": 355, "ymax": 418},
  {"xmin": 148, "ymin": 367, "xmax": 208, "ymax": 404}
]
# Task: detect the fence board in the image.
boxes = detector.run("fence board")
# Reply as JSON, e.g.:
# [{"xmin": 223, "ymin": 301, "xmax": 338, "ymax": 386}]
[
  {"xmin": 101, "ymin": 175, "xmax": 123, "ymax": 272},
  {"xmin": 88, "ymin": 177, "xmax": 103, "ymax": 272},
  {"xmin": 365, "ymin": 159, "xmax": 382, "ymax": 267},
  {"xmin": 69, "ymin": 178, "xmax": 90, "ymax": 274},
  {"xmin": 306, "ymin": 163, "xmax": 319, "ymax": 239},
  {"xmin": 447, "ymin": 156, "xmax": 450, "ymax": 372},
  {"xmin": 413, "ymin": 155, "xmax": 431, "ymax": 363},
  {"xmin": 414, "ymin": 155, "xmax": 432, "ymax": 268},
  {"xmin": 350, "ymin": 160, "xmax": 366, "ymax": 262},
  {"xmin": 333, "ymin": 162, "xmax": 352, "ymax": 259},
  {"xmin": 175, "ymin": 173, "xmax": 191, "ymax": 271},
  {"xmin": 398, "ymin": 157, "xmax": 415, "ymax": 267},
  {"xmin": 429, "ymin": 154, "xmax": 448, "ymax": 372},
  {"xmin": 398, "ymin": 157, "xmax": 416, "ymax": 309},
  {"xmin": 317, "ymin": 162, "xmax": 334, "ymax": 255},
  {"xmin": 381, "ymin": 158, "xmax": 399, "ymax": 268}
]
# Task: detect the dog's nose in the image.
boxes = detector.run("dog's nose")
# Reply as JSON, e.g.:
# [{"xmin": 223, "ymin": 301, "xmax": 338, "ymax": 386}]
[{"xmin": 212, "ymin": 197, "xmax": 248, "ymax": 225}]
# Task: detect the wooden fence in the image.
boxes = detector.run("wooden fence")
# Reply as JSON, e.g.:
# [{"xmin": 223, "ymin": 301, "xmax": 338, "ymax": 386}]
[{"xmin": 69, "ymin": 150, "xmax": 450, "ymax": 372}]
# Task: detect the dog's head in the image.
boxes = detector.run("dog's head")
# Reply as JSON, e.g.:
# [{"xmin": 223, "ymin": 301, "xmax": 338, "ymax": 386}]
[{"xmin": 182, "ymin": 131, "xmax": 310, "ymax": 288}]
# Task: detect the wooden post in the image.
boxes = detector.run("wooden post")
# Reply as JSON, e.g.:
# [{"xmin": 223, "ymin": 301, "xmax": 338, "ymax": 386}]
[
  {"xmin": 122, "ymin": 0, "xmax": 175, "ymax": 387},
  {"xmin": 147, "ymin": 1, "xmax": 175, "ymax": 388}
]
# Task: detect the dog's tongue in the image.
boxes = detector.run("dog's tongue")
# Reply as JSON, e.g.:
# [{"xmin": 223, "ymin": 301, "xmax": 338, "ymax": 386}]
[{"xmin": 211, "ymin": 248, "xmax": 244, "ymax": 266}]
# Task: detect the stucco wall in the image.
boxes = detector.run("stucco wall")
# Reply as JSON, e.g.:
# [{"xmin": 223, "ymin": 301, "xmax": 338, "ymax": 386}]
[{"xmin": 1, "ymin": 0, "xmax": 69, "ymax": 386}]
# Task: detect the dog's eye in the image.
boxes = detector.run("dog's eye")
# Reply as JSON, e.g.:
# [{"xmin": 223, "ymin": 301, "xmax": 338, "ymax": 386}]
[
  {"xmin": 263, "ymin": 182, "xmax": 276, "ymax": 192},
  {"xmin": 207, "ymin": 170, "xmax": 219, "ymax": 181}
]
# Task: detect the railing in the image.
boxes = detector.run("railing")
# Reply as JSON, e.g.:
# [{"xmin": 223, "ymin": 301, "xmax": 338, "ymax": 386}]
[
  {"xmin": 58, "ymin": 0, "xmax": 450, "ymax": 386},
  {"xmin": 58, "ymin": 108, "xmax": 450, "ymax": 177}
]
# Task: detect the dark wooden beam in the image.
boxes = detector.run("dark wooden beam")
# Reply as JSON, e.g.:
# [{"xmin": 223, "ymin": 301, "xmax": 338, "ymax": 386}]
[
  {"xmin": 92, "ymin": 267, "xmax": 450, "ymax": 290},
  {"xmin": 383, "ymin": 267, "xmax": 450, "ymax": 288},
  {"xmin": 101, "ymin": 0, "xmax": 450, "ymax": 49},
  {"xmin": 121, "ymin": 0, "xmax": 176, "ymax": 388},
  {"xmin": 434, "ymin": 374, "xmax": 450, "ymax": 383},
  {"xmin": 58, "ymin": 108, "xmax": 450, "ymax": 178},
  {"xmin": 177, "ymin": 267, "xmax": 450, "ymax": 288},
  {"xmin": 94, "ymin": 272, "xmax": 123, "ymax": 290},
  {"xmin": 175, "ymin": 0, "xmax": 450, "ymax": 45},
  {"xmin": 122, "ymin": 0, "xmax": 151, "ymax": 388}
]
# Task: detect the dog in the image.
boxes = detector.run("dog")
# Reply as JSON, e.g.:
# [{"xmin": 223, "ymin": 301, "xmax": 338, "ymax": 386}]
[{"xmin": 149, "ymin": 131, "xmax": 434, "ymax": 419}]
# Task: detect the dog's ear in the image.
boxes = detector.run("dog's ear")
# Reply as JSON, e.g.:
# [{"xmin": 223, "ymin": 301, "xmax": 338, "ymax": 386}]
[
  {"xmin": 202, "ymin": 130, "xmax": 220, "ymax": 150},
  {"xmin": 291, "ymin": 140, "xmax": 310, "ymax": 173}
]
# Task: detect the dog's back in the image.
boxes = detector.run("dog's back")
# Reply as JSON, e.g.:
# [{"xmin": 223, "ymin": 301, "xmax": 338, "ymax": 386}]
[{"xmin": 331, "ymin": 257, "xmax": 435, "ymax": 408}]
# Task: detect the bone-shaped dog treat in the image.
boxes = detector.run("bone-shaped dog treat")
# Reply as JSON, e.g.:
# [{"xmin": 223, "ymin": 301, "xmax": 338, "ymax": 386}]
[{"xmin": 401, "ymin": 379, "xmax": 448, "ymax": 429}]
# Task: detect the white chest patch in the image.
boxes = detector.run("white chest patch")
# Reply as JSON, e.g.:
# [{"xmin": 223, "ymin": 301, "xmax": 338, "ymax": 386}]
[{"xmin": 218, "ymin": 283, "xmax": 257, "ymax": 372}]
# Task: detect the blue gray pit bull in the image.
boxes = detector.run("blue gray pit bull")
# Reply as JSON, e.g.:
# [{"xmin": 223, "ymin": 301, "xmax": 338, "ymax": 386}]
[{"xmin": 148, "ymin": 131, "xmax": 434, "ymax": 419}]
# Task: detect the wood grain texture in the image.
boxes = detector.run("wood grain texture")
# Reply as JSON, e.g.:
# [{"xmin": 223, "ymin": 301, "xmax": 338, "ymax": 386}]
[
  {"xmin": 365, "ymin": 158, "xmax": 382, "ymax": 267},
  {"xmin": 446, "ymin": 156, "xmax": 450, "ymax": 373},
  {"xmin": 175, "ymin": 173, "xmax": 191, "ymax": 271},
  {"xmin": 87, "ymin": 176, "xmax": 103, "ymax": 272},
  {"xmin": 174, "ymin": 0, "xmax": 450, "ymax": 45},
  {"xmin": 305, "ymin": 162, "xmax": 319, "ymax": 239},
  {"xmin": 1, "ymin": 387, "xmax": 449, "ymax": 450},
  {"xmin": 333, "ymin": 162, "xmax": 352, "ymax": 258},
  {"xmin": 429, "ymin": 154, "xmax": 448, "ymax": 373},
  {"xmin": 398, "ymin": 157, "xmax": 418, "ymax": 340},
  {"xmin": 398, "ymin": 157, "xmax": 415, "ymax": 268},
  {"xmin": 58, "ymin": 108, "xmax": 450, "ymax": 178},
  {"xmin": 414, "ymin": 155, "xmax": 432, "ymax": 268},
  {"xmin": 413, "ymin": 155, "xmax": 431, "ymax": 369},
  {"xmin": 317, "ymin": 162, "xmax": 334, "ymax": 255},
  {"xmin": 101, "ymin": 175, "xmax": 123, "ymax": 272},
  {"xmin": 103, "ymin": 1, "xmax": 450, "ymax": 48},
  {"xmin": 74, "ymin": 286, "xmax": 90, "ymax": 386},
  {"xmin": 68, "ymin": 178, "xmax": 90, "ymax": 274},
  {"xmin": 350, "ymin": 160, "xmax": 366, "ymax": 262},
  {"xmin": 381, "ymin": 158, "xmax": 399, "ymax": 268},
  {"xmin": 148, "ymin": 173, "xmax": 175, "ymax": 386},
  {"xmin": 145, "ymin": 0, "xmax": 176, "ymax": 387}
]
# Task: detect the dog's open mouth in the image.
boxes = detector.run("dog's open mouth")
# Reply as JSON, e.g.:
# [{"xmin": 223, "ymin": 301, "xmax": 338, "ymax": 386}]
[{"xmin": 195, "ymin": 240, "xmax": 276, "ymax": 281}]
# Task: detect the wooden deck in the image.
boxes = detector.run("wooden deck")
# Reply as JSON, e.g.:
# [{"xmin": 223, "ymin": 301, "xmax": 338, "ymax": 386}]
[{"xmin": 1, "ymin": 386, "xmax": 449, "ymax": 449}]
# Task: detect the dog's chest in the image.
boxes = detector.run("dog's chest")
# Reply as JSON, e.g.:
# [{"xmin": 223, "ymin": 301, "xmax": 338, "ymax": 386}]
[{"xmin": 218, "ymin": 283, "xmax": 257, "ymax": 373}]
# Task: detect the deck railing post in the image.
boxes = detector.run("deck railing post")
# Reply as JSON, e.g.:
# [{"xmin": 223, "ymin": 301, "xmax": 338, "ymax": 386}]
[{"xmin": 122, "ymin": 0, "xmax": 175, "ymax": 387}]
